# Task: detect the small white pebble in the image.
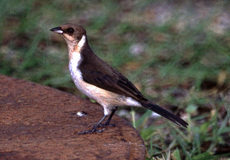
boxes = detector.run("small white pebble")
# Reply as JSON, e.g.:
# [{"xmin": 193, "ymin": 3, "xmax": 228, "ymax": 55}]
[{"xmin": 76, "ymin": 111, "xmax": 87, "ymax": 117}]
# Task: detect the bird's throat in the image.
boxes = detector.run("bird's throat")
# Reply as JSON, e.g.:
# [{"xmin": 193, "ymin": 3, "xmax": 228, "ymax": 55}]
[{"xmin": 68, "ymin": 35, "xmax": 86, "ymax": 60}]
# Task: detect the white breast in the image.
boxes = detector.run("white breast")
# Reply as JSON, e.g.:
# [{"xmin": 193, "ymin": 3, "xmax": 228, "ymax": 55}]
[
  {"xmin": 68, "ymin": 35, "xmax": 92, "ymax": 97},
  {"xmin": 68, "ymin": 50, "xmax": 94, "ymax": 99},
  {"xmin": 68, "ymin": 35, "xmax": 105, "ymax": 100}
]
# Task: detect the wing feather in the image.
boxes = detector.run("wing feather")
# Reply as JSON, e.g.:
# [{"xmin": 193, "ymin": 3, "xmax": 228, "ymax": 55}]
[{"xmin": 79, "ymin": 52, "xmax": 147, "ymax": 101}]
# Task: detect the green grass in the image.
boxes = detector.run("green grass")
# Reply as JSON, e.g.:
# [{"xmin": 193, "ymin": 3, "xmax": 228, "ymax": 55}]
[{"xmin": 1, "ymin": 0, "xmax": 230, "ymax": 159}]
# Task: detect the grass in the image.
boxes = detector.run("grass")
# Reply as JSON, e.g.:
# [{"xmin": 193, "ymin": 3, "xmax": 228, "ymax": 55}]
[{"xmin": 1, "ymin": 0, "xmax": 230, "ymax": 159}]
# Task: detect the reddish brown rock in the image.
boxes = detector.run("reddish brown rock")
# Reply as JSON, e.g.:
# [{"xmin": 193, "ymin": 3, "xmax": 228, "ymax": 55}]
[{"xmin": 0, "ymin": 75, "xmax": 145, "ymax": 160}]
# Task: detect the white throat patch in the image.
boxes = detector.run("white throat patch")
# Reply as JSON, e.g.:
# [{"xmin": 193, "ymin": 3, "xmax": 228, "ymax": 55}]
[{"xmin": 78, "ymin": 35, "xmax": 86, "ymax": 51}]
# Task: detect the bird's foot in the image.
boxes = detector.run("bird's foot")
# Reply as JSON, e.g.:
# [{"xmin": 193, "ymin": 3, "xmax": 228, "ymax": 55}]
[{"xmin": 76, "ymin": 125, "xmax": 105, "ymax": 135}]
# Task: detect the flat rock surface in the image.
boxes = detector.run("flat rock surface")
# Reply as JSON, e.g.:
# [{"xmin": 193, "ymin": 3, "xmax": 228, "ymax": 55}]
[{"xmin": 0, "ymin": 75, "xmax": 145, "ymax": 160}]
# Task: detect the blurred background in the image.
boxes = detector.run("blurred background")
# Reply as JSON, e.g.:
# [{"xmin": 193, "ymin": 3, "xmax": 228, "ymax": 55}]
[{"xmin": 0, "ymin": 0, "xmax": 230, "ymax": 159}]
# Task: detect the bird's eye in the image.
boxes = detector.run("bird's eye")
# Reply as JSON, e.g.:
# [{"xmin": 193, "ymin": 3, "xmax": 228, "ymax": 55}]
[{"xmin": 66, "ymin": 28, "xmax": 74, "ymax": 34}]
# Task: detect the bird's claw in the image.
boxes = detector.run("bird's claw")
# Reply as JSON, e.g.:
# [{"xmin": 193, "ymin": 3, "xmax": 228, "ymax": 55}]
[{"xmin": 76, "ymin": 126, "xmax": 105, "ymax": 135}]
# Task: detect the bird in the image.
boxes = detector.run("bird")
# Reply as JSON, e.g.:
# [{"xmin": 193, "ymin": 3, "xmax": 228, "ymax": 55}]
[{"xmin": 50, "ymin": 23, "xmax": 188, "ymax": 134}]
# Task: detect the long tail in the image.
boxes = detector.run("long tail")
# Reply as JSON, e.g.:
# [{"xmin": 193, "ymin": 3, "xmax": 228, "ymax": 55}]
[{"xmin": 140, "ymin": 101, "xmax": 188, "ymax": 127}]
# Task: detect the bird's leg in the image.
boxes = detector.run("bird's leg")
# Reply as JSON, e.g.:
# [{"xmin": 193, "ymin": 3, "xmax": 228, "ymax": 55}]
[
  {"xmin": 78, "ymin": 114, "xmax": 107, "ymax": 134},
  {"xmin": 100, "ymin": 106, "xmax": 118, "ymax": 127},
  {"xmin": 77, "ymin": 107, "xmax": 118, "ymax": 134}
]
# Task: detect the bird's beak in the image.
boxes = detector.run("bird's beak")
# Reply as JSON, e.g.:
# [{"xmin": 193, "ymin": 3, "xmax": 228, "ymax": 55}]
[{"xmin": 50, "ymin": 26, "xmax": 63, "ymax": 34}]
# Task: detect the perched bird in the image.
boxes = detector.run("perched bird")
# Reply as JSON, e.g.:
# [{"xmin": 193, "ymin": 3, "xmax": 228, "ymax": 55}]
[{"xmin": 50, "ymin": 23, "xmax": 188, "ymax": 134}]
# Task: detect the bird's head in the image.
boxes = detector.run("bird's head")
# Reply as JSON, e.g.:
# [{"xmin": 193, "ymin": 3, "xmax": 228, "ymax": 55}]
[{"xmin": 50, "ymin": 23, "xmax": 86, "ymax": 47}]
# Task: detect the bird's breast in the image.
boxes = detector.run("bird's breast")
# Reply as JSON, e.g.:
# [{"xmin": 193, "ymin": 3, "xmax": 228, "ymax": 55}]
[{"xmin": 68, "ymin": 51, "xmax": 142, "ymax": 111}]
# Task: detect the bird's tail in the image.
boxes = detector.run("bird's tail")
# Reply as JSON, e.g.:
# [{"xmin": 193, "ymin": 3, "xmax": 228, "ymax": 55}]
[{"xmin": 140, "ymin": 101, "xmax": 188, "ymax": 127}]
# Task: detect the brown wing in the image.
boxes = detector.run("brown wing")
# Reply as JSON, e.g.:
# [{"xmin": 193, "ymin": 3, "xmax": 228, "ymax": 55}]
[{"xmin": 78, "ymin": 50, "xmax": 147, "ymax": 101}]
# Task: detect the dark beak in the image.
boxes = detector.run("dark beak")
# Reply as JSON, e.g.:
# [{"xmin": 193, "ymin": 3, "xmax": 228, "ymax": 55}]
[{"xmin": 50, "ymin": 26, "xmax": 63, "ymax": 34}]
